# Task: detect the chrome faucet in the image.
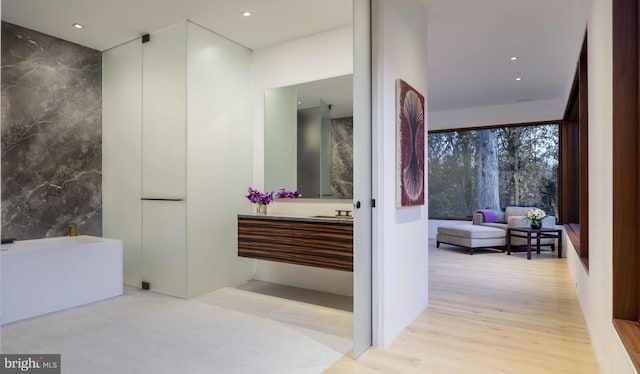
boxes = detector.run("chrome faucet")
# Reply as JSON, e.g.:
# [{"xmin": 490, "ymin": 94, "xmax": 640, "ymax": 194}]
[{"xmin": 335, "ymin": 209, "xmax": 352, "ymax": 217}]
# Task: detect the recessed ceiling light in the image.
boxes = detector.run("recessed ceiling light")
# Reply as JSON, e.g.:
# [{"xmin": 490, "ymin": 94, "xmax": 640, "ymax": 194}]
[
  {"xmin": 241, "ymin": 11, "xmax": 251, "ymax": 17},
  {"xmin": 297, "ymin": 101, "xmax": 302, "ymax": 105},
  {"xmin": 515, "ymin": 77, "xmax": 522, "ymax": 81},
  {"xmin": 510, "ymin": 56, "xmax": 518, "ymax": 61},
  {"xmin": 72, "ymin": 23, "xmax": 84, "ymax": 29}
]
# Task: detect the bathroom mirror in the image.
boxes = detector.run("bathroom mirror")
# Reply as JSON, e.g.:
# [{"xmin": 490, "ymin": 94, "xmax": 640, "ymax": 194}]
[{"xmin": 264, "ymin": 74, "xmax": 353, "ymax": 199}]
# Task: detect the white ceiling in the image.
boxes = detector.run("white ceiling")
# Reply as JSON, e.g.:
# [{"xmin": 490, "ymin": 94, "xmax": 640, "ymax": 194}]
[
  {"xmin": 1, "ymin": 0, "xmax": 353, "ymax": 51},
  {"xmin": 296, "ymin": 74, "xmax": 353, "ymax": 119},
  {"xmin": 424, "ymin": 0, "xmax": 589, "ymax": 112},
  {"xmin": 2, "ymin": 0, "xmax": 589, "ymax": 116}
]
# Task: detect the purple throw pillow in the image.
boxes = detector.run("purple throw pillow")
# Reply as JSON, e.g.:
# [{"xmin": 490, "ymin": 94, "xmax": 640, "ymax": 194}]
[{"xmin": 476, "ymin": 210, "xmax": 497, "ymax": 223}]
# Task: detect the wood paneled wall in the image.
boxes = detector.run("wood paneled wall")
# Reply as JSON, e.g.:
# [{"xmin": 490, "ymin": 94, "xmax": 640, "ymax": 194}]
[{"xmin": 612, "ymin": 0, "xmax": 640, "ymax": 369}]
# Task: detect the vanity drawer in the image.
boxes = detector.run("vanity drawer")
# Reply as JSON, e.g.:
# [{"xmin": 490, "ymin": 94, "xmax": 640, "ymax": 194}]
[
  {"xmin": 291, "ymin": 222, "xmax": 353, "ymax": 272},
  {"xmin": 237, "ymin": 216, "xmax": 353, "ymax": 272},
  {"xmin": 237, "ymin": 218, "xmax": 293, "ymax": 263}
]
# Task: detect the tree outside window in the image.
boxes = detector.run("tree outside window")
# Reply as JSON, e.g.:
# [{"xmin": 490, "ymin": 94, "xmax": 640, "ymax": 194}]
[{"xmin": 428, "ymin": 123, "xmax": 559, "ymax": 219}]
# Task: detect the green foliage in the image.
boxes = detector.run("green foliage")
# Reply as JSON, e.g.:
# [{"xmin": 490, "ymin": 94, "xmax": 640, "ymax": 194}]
[
  {"xmin": 428, "ymin": 124, "xmax": 559, "ymax": 218},
  {"xmin": 428, "ymin": 131, "xmax": 478, "ymax": 218}
]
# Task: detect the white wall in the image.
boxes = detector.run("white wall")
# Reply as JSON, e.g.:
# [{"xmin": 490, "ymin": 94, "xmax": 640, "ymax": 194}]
[
  {"xmin": 429, "ymin": 98, "xmax": 565, "ymax": 131},
  {"xmin": 251, "ymin": 25, "xmax": 354, "ymax": 295},
  {"xmin": 565, "ymin": 0, "xmax": 636, "ymax": 372},
  {"xmin": 186, "ymin": 22, "xmax": 255, "ymax": 297},
  {"xmin": 252, "ymin": 25, "xmax": 353, "ymax": 188},
  {"xmin": 371, "ymin": 0, "xmax": 429, "ymax": 347}
]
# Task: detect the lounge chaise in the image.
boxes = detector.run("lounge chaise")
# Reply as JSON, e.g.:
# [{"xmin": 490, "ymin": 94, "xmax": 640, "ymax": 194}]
[
  {"xmin": 436, "ymin": 225, "xmax": 506, "ymax": 255},
  {"xmin": 436, "ymin": 206, "xmax": 559, "ymax": 255}
]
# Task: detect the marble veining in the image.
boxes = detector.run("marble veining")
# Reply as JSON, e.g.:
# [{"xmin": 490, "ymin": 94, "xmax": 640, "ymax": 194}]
[
  {"xmin": 331, "ymin": 117, "xmax": 353, "ymax": 199},
  {"xmin": 1, "ymin": 22, "xmax": 102, "ymax": 239}
]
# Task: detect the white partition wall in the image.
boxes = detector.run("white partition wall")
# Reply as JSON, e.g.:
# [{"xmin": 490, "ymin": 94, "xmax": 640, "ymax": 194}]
[
  {"xmin": 103, "ymin": 39, "xmax": 143, "ymax": 288},
  {"xmin": 371, "ymin": 0, "xmax": 429, "ymax": 347},
  {"xmin": 140, "ymin": 23, "xmax": 188, "ymax": 297},
  {"xmin": 142, "ymin": 23, "xmax": 187, "ymax": 200},
  {"xmin": 103, "ymin": 21, "xmax": 253, "ymax": 298},
  {"xmin": 142, "ymin": 201, "xmax": 186, "ymax": 297}
]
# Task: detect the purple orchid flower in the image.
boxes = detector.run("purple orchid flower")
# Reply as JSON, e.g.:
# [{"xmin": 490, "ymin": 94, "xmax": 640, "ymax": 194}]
[
  {"xmin": 276, "ymin": 187, "xmax": 302, "ymax": 199},
  {"xmin": 246, "ymin": 187, "xmax": 274, "ymax": 205},
  {"xmin": 246, "ymin": 187, "xmax": 301, "ymax": 205}
]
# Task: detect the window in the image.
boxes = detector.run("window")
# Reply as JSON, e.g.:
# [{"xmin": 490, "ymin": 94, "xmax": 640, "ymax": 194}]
[
  {"xmin": 428, "ymin": 123, "xmax": 559, "ymax": 220},
  {"xmin": 560, "ymin": 33, "xmax": 589, "ymax": 266}
]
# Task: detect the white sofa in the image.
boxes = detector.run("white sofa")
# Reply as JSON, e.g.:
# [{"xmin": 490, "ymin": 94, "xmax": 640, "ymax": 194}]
[
  {"xmin": 436, "ymin": 206, "xmax": 559, "ymax": 255},
  {"xmin": 473, "ymin": 206, "xmax": 558, "ymax": 249}
]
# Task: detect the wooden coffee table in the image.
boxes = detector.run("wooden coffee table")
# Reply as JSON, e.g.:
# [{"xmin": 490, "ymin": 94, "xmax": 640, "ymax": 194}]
[{"xmin": 506, "ymin": 227, "xmax": 563, "ymax": 260}]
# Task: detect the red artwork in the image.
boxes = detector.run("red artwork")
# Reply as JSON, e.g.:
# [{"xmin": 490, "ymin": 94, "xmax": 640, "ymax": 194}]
[{"xmin": 397, "ymin": 79, "xmax": 425, "ymax": 207}]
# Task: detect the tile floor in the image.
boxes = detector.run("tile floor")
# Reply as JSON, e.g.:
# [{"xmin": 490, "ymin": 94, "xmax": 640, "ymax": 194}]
[{"xmin": 2, "ymin": 282, "xmax": 353, "ymax": 374}]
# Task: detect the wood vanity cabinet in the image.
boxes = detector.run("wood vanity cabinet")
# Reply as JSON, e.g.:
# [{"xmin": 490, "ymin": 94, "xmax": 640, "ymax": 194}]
[{"xmin": 237, "ymin": 216, "xmax": 353, "ymax": 272}]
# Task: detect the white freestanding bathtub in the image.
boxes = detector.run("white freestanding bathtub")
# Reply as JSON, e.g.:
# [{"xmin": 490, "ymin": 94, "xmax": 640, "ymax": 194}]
[{"xmin": 1, "ymin": 235, "xmax": 123, "ymax": 324}]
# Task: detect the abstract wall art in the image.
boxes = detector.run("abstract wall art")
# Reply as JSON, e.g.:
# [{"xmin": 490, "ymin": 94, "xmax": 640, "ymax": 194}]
[{"xmin": 396, "ymin": 79, "xmax": 425, "ymax": 207}]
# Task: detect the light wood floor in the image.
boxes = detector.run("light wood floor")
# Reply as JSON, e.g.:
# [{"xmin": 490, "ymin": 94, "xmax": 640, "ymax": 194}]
[{"xmin": 326, "ymin": 241, "xmax": 599, "ymax": 374}]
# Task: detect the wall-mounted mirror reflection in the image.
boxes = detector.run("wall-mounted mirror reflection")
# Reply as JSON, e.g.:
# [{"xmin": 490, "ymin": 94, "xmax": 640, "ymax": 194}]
[{"xmin": 264, "ymin": 74, "xmax": 353, "ymax": 199}]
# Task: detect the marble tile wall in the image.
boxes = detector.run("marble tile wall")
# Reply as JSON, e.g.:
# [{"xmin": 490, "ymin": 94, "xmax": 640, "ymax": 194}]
[
  {"xmin": 1, "ymin": 22, "xmax": 102, "ymax": 239},
  {"xmin": 331, "ymin": 117, "xmax": 353, "ymax": 199}
]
